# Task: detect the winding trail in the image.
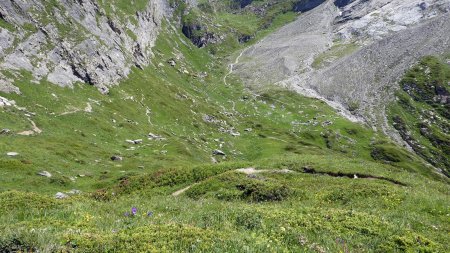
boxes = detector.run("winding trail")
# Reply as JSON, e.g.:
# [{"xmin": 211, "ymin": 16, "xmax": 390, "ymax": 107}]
[{"xmin": 223, "ymin": 49, "xmax": 246, "ymax": 86}]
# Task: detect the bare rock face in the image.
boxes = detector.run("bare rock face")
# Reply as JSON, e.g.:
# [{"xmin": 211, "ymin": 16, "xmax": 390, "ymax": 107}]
[
  {"xmin": 294, "ymin": 0, "xmax": 327, "ymax": 12},
  {"xmin": 334, "ymin": 0, "xmax": 450, "ymax": 42},
  {"xmin": 0, "ymin": 0, "xmax": 170, "ymax": 93}
]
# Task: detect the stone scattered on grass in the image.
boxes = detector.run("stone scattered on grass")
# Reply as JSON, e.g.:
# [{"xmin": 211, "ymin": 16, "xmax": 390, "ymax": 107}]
[
  {"xmin": 0, "ymin": 129, "xmax": 11, "ymax": 134},
  {"xmin": 0, "ymin": 96, "xmax": 15, "ymax": 107},
  {"xmin": 126, "ymin": 139, "xmax": 143, "ymax": 144},
  {"xmin": 6, "ymin": 152, "xmax": 19, "ymax": 157},
  {"xmin": 55, "ymin": 192, "xmax": 69, "ymax": 199},
  {"xmin": 67, "ymin": 189, "xmax": 81, "ymax": 195},
  {"xmin": 148, "ymin": 133, "xmax": 165, "ymax": 140},
  {"xmin": 37, "ymin": 171, "xmax": 52, "ymax": 178},
  {"xmin": 111, "ymin": 155, "xmax": 123, "ymax": 161},
  {"xmin": 212, "ymin": 149, "xmax": 226, "ymax": 156}
]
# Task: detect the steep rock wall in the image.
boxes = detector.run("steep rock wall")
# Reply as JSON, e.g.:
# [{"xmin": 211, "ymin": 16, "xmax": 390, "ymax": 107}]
[{"xmin": 0, "ymin": 0, "xmax": 169, "ymax": 94}]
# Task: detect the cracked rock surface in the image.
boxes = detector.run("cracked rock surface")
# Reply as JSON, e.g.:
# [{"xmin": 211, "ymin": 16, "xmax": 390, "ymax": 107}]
[{"xmin": 0, "ymin": 0, "xmax": 169, "ymax": 93}]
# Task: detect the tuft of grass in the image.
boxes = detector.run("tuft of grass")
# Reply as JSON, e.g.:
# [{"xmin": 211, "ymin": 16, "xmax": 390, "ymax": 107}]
[{"xmin": 312, "ymin": 42, "xmax": 360, "ymax": 69}]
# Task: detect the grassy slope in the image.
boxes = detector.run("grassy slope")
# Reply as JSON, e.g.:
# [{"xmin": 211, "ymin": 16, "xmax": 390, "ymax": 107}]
[
  {"xmin": 0, "ymin": 4, "xmax": 449, "ymax": 253},
  {"xmin": 182, "ymin": 0, "xmax": 298, "ymax": 56},
  {"xmin": 388, "ymin": 56, "xmax": 450, "ymax": 176}
]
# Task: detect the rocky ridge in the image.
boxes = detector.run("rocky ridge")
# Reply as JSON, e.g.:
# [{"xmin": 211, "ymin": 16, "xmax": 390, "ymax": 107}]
[{"xmin": 0, "ymin": 0, "xmax": 169, "ymax": 94}]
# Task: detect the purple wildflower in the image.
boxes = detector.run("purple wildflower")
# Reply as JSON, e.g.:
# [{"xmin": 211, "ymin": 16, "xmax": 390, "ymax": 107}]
[
  {"xmin": 131, "ymin": 207, "xmax": 138, "ymax": 216},
  {"xmin": 147, "ymin": 211, "xmax": 153, "ymax": 217}
]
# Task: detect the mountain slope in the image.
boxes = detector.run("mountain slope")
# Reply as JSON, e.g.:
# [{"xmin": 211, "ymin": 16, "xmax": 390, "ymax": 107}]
[
  {"xmin": 0, "ymin": 0, "xmax": 449, "ymax": 252},
  {"xmin": 234, "ymin": 0, "xmax": 450, "ymax": 124}
]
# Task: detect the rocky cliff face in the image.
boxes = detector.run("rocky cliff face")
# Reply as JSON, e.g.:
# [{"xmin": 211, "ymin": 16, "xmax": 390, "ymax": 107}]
[{"xmin": 0, "ymin": 0, "xmax": 169, "ymax": 94}]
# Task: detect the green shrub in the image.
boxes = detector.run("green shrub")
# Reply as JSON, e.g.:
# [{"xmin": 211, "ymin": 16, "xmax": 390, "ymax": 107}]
[
  {"xmin": 0, "ymin": 237, "xmax": 36, "ymax": 253},
  {"xmin": 0, "ymin": 191, "xmax": 58, "ymax": 212},
  {"xmin": 235, "ymin": 212, "xmax": 263, "ymax": 230},
  {"xmin": 49, "ymin": 175, "xmax": 72, "ymax": 186},
  {"xmin": 380, "ymin": 232, "xmax": 440, "ymax": 253},
  {"xmin": 237, "ymin": 180, "xmax": 291, "ymax": 202}
]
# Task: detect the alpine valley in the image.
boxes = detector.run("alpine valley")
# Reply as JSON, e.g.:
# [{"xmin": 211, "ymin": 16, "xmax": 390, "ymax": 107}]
[{"xmin": 0, "ymin": 0, "xmax": 449, "ymax": 252}]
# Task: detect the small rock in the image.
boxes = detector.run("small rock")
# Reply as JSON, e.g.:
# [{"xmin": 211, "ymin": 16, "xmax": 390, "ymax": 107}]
[
  {"xmin": 37, "ymin": 171, "xmax": 52, "ymax": 178},
  {"xmin": 244, "ymin": 128, "xmax": 252, "ymax": 132},
  {"xmin": 322, "ymin": 120, "xmax": 333, "ymax": 127},
  {"xmin": 212, "ymin": 149, "xmax": 226, "ymax": 156},
  {"xmin": 126, "ymin": 139, "xmax": 142, "ymax": 144},
  {"xmin": 418, "ymin": 2, "xmax": 428, "ymax": 10},
  {"xmin": 55, "ymin": 192, "xmax": 69, "ymax": 199},
  {"xmin": 0, "ymin": 96, "xmax": 16, "ymax": 107},
  {"xmin": 6, "ymin": 152, "xmax": 19, "ymax": 157},
  {"xmin": 168, "ymin": 59, "xmax": 176, "ymax": 67},
  {"xmin": 148, "ymin": 133, "xmax": 165, "ymax": 140},
  {"xmin": 0, "ymin": 129, "xmax": 11, "ymax": 135},
  {"xmin": 67, "ymin": 189, "xmax": 81, "ymax": 195},
  {"xmin": 111, "ymin": 155, "xmax": 123, "ymax": 161},
  {"xmin": 99, "ymin": 86, "xmax": 109, "ymax": 95}
]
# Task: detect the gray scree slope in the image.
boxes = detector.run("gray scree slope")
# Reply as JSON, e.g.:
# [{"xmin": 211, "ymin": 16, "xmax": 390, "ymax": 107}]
[{"xmin": 234, "ymin": 0, "xmax": 450, "ymax": 130}]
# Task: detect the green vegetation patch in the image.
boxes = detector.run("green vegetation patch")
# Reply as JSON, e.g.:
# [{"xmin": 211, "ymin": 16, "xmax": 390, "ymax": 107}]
[
  {"xmin": 389, "ymin": 56, "xmax": 450, "ymax": 175},
  {"xmin": 312, "ymin": 42, "xmax": 360, "ymax": 69}
]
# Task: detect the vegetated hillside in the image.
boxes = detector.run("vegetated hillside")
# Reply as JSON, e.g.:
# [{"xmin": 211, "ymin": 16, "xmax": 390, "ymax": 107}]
[
  {"xmin": 0, "ymin": 0, "xmax": 449, "ymax": 252},
  {"xmin": 179, "ymin": 0, "xmax": 299, "ymax": 54},
  {"xmin": 389, "ymin": 56, "xmax": 450, "ymax": 176}
]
